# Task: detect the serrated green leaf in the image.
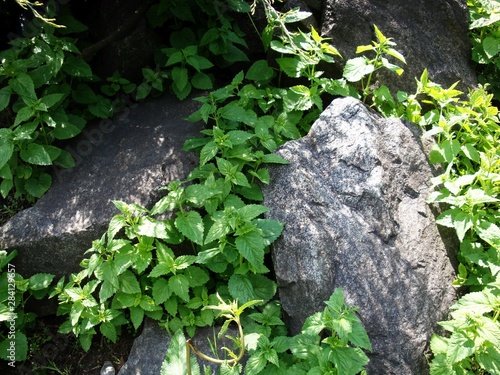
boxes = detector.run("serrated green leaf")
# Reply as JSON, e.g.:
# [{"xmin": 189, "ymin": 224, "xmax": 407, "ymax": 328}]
[
  {"xmin": 28, "ymin": 273, "xmax": 54, "ymax": 291},
  {"xmin": 235, "ymin": 231, "xmax": 265, "ymax": 270},
  {"xmin": 25, "ymin": 172, "xmax": 52, "ymax": 198},
  {"xmin": 130, "ymin": 305, "xmax": 144, "ymax": 330},
  {"xmin": 446, "ymin": 331, "xmax": 475, "ymax": 364},
  {"xmin": 153, "ymin": 278, "xmax": 172, "ymax": 305},
  {"xmin": 343, "ymin": 57, "xmax": 375, "ymax": 82},
  {"xmin": 9, "ymin": 73, "xmax": 36, "ymax": 101},
  {"xmin": 184, "ymin": 266, "xmax": 209, "ymax": 287},
  {"xmin": 119, "ymin": 270, "xmax": 141, "ymax": 294},
  {"xmin": 0, "ymin": 87, "xmax": 11, "ymax": 112},
  {"xmin": 200, "ymin": 141, "xmax": 218, "ymax": 166},
  {"xmin": 0, "ymin": 332, "xmax": 28, "ymax": 361},
  {"xmin": 100, "ymin": 322, "xmax": 117, "ymax": 343},
  {"xmin": 246, "ymin": 351, "xmax": 267, "ymax": 374},
  {"xmin": 175, "ymin": 211, "xmax": 204, "ymax": 245},
  {"xmin": 219, "ymin": 102, "xmax": 257, "ymax": 125},
  {"xmin": 0, "ymin": 138, "xmax": 13, "ymax": 170},
  {"xmin": 172, "ymin": 66, "xmax": 189, "ymax": 92},
  {"xmin": 238, "ymin": 204, "xmax": 268, "ymax": 221},
  {"xmin": 161, "ymin": 330, "xmax": 200, "ymax": 375},
  {"xmin": 63, "ymin": 55, "xmax": 92, "ymax": 77},
  {"xmin": 246, "ymin": 60, "xmax": 274, "ymax": 82},
  {"xmin": 169, "ymin": 274, "xmax": 190, "ymax": 302}
]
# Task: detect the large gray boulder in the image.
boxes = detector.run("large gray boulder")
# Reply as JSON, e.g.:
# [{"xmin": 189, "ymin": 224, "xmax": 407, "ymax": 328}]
[
  {"xmin": 0, "ymin": 94, "xmax": 202, "ymax": 279},
  {"xmin": 320, "ymin": 0, "xmax": 476, "ymax": 93},
  {"xmin": 262, "ymin": 97, "xmax": 457, "ymax": 374}
]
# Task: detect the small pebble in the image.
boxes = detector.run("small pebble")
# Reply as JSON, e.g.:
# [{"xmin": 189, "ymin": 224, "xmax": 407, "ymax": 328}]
[{"xmin": 100, "ymin": 361, "xmax": 116, "ymax": 375}]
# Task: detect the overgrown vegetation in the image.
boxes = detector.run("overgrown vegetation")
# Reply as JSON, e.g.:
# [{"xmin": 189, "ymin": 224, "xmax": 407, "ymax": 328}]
[{"xmin": 1, "ymin": 0, "xmax": 500, "ymax": 374}]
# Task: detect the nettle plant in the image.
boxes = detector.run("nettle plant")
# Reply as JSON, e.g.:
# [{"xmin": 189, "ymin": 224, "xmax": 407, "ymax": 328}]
[
  {"xmin": 162, "ymin": 288, "xmax": 371, "ymax": 375},
  {"xmin": 51, "ymin": 3, "xmax": 382, "ymax": 374},
  {"xmin": 0, "ymin": 250, "xmax": 54, "ymax": 362},
  {"xmin": 137, "ymin": 0, "xmax": 251, "ymax": 101},
  {"xmin": 0, "ymin": 14, "xmax": 121, "ymax": 203},
  {"xmin": 468, "ymin": 0, "xmax": 500, "ymax": 100}
]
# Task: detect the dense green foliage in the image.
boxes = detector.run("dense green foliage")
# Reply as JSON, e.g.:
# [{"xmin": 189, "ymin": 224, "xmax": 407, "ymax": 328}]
[
  {"xmin": 1, "ymin": 0, "xmax": 500, "ymax": 373},
  {"xmin": 469, "ymin": 0, "xmax": 500, "ymax": 100},
  {"xmin": 0, "ymin": 250, "xmax": 53, "ymax": 362}
]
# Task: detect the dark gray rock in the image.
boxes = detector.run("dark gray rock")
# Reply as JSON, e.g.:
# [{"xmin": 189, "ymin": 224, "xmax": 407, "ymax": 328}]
[
  {"xmin": 119, "ymin": 319, "xmax": 240, "ymax": 375},
  {"xmin": 262, "ymin": 97, "xmax": 457, "ymax": 374},
  {"xmin": 320, "ymin": 0, "xmax": 476, "ymax": 93},
  {"xmin": 0, "ymin": 94, "xmax": 202, "ymax": 280}
]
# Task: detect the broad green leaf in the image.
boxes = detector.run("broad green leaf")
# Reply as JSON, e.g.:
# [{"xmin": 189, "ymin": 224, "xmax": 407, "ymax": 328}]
[
  {"xmin": 63, "ymin": 55, "xmax": 92, "ymax": 77},
  {"xmin": 25, "ymin": 172, "xmax": 52, "ymax": 198},
  {"xmin": 245, "ymin": 351, "xmax": 267, "ymax": 375},
  {"xmin": 130, "ymin": 305, "xmax": 144, "ymax": 330},
  {"xmin": 175, "ymin": 211, "xmax": 204, "ymax": 245},
  {"xmin": 28, "ymin": 273, "xmax": 54, "ymax": 291},
  {"xmin": 119, "ymin": 270, "xmax": 141, "ymax": 294},
  {"xmin": 172, "ymin": 66, "xmax": 189, "ymax": 92},
  {"xmin": 276, "ymin": 57, "xmax": 303, "ymax": 78},
  {"xmin": 0, "ymin": 332, "xmax": 28, "ymax": 361},
  {"xmin": 184, "ymin": 266, "xmax": 209, "ymax": 287},
  {"xmin": 238, "ymin": 204, "xmax": 268, "ymax": 221},
  {"xmin": 219, "ymin": 102, "xmax": 257, "ymax": 125},
  {"xmin": 261, "ymin": 154, "xmax": 289, "ymax": 165},
  {"xmin": 191, "ymin": 72, "xmax": 213, "ymax": 90},
  {"xmin": 451, "ymin": 289, "xmax": 498, "ymax": 316},
  {"xmin": 476, "ymin": 344, "xmax": 500, "ymax": 374},
  {"xmin": 235, "ymin": 231, "xmax": 265, "ymax": 270},
  {"xmin": 20, "ymin": 143, "xmax": 60, "ymax": 165},
  {"xmin": 186, "ymin": 55, "xmax": 213, "ymax": 72},
  {"xmin": 343, "ymin": 57, "xmax": 375, "ymax": 82},
  {"xmin": 246, "ymin": 60, "xmax": 274, "ymax": 82},
  {"xmin": 52, "ymin": 117, "xmax": 84, "ymax": 139},
  {"xmin": 446, "ymin": 331, "xmax": 475, "ymax": 364},
  {"xmin": 0, "ymin": 86, "xmax": 11, "ymax": 111},
  {"xmin": 228, "ymin": 274, "xmax": 255, "ymax": 304},
  {"xmin": 89, "ymin": 97, "xmax": 113, "ymax": 118},
  {"xmin": 169, "ymin": 274, "xmax": 190, "ymax": 302},
  {"xmin": 153, "ymin": 278, "xmax": 172, "ymax": 305},
  {"xmin": 200, "ymin": 141, "xmax": 218, "ymax": 166},
  {"xmin": 476, "ymin": 221, "xmax": 500, "ymax": 249},
  {"xmin": 331, "ymin": 346, "xmax": 369, "ymax": 375},
  {"xmin": 9, "ymin": 73, "xmax": 36, "ymax": 100},
  {"xmin": 0, "ymin": 140, "xmax": 13, "ymax": 170},
  {"xmin": 483, "ymin": 36, "xmax": 500, "ymax": 59},
  {"xmin": 100, "ymin": 322, "xmax": 117, "ymax": 343},
  {"xmin": 160, "ymin": 330, "xmax": 200, "ymax": 375}
]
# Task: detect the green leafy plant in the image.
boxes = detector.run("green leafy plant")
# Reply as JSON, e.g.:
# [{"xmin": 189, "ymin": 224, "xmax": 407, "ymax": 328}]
[
  {"xmin": 162, "ymin": 288, "xmax": 371, "ymax": 375},
  {"xmin": 0, "ymin": 16, "xmax": 119, "ymax": 203},
  {"xmin": 141, "ymin": 0, "xmax": 250, "ymax": 101},
  {"xmin": 468, "ymin": 0, "xmax": 500, "ymax": 100},
  {"xmin": 343, "ymin": 24, "xmax": 406, "ymax": 103},
  {"xmin": 429, "ymin": 282, "xmax": 500, "ymax": 374},
  {"xmin": 0, "ymin": 250, "xmax": 54, "ymax": 362}
]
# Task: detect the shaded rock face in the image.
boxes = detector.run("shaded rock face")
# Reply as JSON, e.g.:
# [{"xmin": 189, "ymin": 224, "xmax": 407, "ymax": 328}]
[
  {"xmin": 262, "ymin": 97, "xmax": 457, "ymax": 374},
  {"xmin": 0, "ymin": 94, "xmax": 202, "ymax": 279},
  {"xmin": 320, "ymin": 0, "xmax": 476, "ymax": 93},
  {"xmin": 118, "ymin": 319, "xmax": 239, "ymax": 375}
]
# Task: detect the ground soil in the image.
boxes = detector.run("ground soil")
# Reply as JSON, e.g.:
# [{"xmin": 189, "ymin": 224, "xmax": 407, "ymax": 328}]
[{"xmin": 0, "ymin": 315, "xmax": 136, "ymax": 375}]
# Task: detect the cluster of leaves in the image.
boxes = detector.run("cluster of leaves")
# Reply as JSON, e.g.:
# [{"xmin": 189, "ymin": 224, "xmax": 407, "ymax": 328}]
[
  {"xmin": 49, "ymin": 3, "xmax": 379, "ymax": 373},
  {"xmin": 0, "ymin": 250, "xmax": 54, "ymax": 362},
  {"xmin": 162, "ymin": 288, "xmax": 371, "ymax": 375},
  {"xmin": 137, "ymin": 0, "xmax": 251, "ymax": 101},
  {"xmin": 0, "ymin": 11, "xmax": 131, "ymax": 204},
  {"xmin": 468, "ymin": 0, "xmax": 500, "ymax": 100},
  {"xmin": 413, "ymin": 77, "xmax": 500, "ymax": 374}
]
